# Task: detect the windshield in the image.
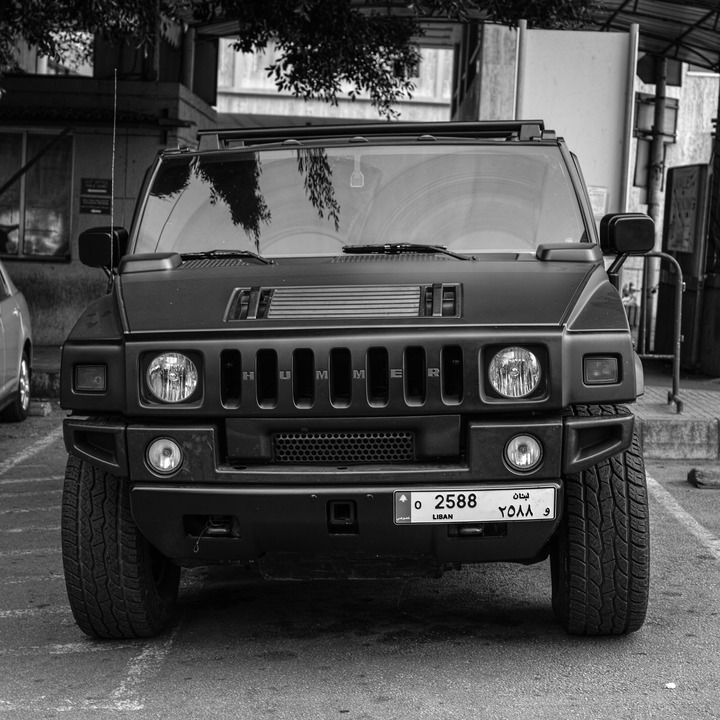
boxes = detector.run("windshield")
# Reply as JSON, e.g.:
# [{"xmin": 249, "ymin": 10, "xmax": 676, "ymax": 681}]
[{"xmin": 134, "ymin": 144, "xmax": 586, "ymax": 257}]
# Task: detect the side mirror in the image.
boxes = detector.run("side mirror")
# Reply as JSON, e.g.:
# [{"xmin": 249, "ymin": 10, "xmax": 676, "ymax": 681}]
[
  {"xmin": 599, "ymin": 213, "xmax": 655, "ymax": 255},
  {"xmin": 78, "ymin": 227, "xmax": 129, "ymax": 268}
]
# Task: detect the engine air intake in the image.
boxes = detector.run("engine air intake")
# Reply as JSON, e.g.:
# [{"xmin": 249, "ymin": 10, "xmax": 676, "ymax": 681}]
[
  {"xmin": 226, "ymin": 284, "xmax": 460, "ymax": 320},
  {"xmin": 273, "ymin": 431, "xmax": 414, "ymax": 464}
]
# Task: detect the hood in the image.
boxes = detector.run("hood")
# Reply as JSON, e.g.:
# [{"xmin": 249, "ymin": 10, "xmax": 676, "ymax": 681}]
[{"xmin": 117, "ymin": 253, "xmax": 609, "ymax": 333}]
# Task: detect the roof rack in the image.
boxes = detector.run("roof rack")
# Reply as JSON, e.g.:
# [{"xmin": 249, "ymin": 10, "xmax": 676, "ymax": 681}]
[{"xmin": 196, "ymin": 120, "xmax": 552, "ymax": 150}]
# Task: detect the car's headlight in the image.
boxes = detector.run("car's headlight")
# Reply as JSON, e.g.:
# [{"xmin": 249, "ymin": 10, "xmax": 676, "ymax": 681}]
[
  {"xmin": 488, "ymin": 346, "xmax": 541, "ymax": 398},
  {"xmin": 146, "ymin": 352, "xmax": 198, "ymax": 403}
]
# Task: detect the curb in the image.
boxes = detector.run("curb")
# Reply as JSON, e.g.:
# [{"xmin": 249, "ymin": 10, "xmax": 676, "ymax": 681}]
[
  {"xmin": 29, "ymin": 399, "xmax": 53, "ymax": 417},
  {"xmin": 636, "ymin": 417, "xmax": 720, "ymax": 461}
]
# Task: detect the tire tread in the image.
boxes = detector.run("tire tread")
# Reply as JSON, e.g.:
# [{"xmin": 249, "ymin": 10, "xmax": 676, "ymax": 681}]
[
  {"xmin": 552, "ymin": 404, "xmax": 649, "ymax": 635},
  {"xmin": 61, "ymin": 454, "xmax": 179, "ymax": 639}
]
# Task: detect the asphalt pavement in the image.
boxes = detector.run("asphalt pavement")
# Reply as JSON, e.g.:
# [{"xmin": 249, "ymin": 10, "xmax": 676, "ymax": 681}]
[{"xmin": 2, "ymin": 409, "xmax": 720, "ymax": 718}]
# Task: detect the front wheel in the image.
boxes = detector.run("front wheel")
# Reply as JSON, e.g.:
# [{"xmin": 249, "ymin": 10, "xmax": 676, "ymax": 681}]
[
  {"xmin": 61, "ymin": 454, "xmax": 180, "ymax": 638},
  {"xmin": 551, "ymin": 404, "xmax": 650, "ymax": 635},
  {"xmin": 0, "ymin": 352, "xmax": 30, "ymax": 422}
]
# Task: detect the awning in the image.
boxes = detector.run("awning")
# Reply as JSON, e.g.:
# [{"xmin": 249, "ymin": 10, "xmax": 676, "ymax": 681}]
[{"xmin": 590, "ymin": 0, "xmax": 720, "ymax": 71}]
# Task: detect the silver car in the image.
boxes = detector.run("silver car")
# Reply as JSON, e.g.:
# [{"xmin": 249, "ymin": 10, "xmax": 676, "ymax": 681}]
[{"xmin": 0, "ymin": 259, "xmax": 32, "ymax": 421}]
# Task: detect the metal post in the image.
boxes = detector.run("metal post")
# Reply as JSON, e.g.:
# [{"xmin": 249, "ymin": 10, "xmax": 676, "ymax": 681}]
[{"xmin": 638, "ymin": 55, "xmax": 667, "ymax": 354}]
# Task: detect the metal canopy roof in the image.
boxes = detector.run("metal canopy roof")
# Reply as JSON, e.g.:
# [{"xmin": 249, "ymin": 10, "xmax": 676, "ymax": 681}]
[
  {"xmin": 194, "ymin": 2, "xmax": 720, "ymax": 73},
  {"xmin": 590, "ymin": 0, "xmax": 720, "ymax": 71}
]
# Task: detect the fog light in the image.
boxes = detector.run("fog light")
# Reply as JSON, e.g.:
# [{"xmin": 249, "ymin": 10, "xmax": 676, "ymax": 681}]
[
  {"xmin": 146, "ymin": 437, "xmax": 183, "ymax": 475},
  {"xmin": 505, "ymin": 434, "xmax": 543, "ymax": 472}
]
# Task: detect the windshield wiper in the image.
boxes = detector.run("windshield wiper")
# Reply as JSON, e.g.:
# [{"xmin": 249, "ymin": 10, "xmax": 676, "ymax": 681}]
[
  {"xmin": 180, "ymin": 249, "xmax": 273, "ymax": 265},
  {"xmin": 342, "ymin": 243, "xmax": 473, "ymax": 261}
]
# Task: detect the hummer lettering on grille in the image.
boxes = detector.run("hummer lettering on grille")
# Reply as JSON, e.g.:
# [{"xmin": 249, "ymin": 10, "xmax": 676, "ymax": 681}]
[{"xmin": 245, "ymin": 367, "xmax": 444, "ymax": 382}]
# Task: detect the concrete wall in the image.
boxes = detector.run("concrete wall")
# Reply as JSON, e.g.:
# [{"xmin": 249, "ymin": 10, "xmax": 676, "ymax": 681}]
[
  {"xmin": 1, "ymin": 76, "xmax": 218, "ymax": 345},
  {"xmin": 476, "ymin": 25, "xmax": 517, "ymax": 121}
]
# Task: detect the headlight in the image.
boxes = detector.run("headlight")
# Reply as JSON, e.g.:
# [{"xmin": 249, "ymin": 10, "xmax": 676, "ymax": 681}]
[
  {"xmin": 146, "ymin": 352, "xmax": 198, "ymax": 403},
  {"xmin": 488, "ymin": 347, "xmax": 541, "ymax": 398}
]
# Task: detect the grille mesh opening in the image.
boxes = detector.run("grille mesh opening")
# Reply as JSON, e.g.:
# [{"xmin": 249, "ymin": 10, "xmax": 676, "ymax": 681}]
[
  {"xmin": 274, "ymin": 431, "xmax": 414, "ymax": 464},
  {"xmin": 256, "ymin": 349, "xmax": 278, "ymax": 408}
]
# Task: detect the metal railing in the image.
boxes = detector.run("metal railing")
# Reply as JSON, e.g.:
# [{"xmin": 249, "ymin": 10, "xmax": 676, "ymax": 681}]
[{"xmin": 608, "ymin": 251, "xmax": 685, "ymax": 413}]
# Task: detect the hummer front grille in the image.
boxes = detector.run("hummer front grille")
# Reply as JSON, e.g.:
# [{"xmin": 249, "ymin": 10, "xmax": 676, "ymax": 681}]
[{"xmin": 220, "ymin": 345, "xmax": 465, "ymax": 412}]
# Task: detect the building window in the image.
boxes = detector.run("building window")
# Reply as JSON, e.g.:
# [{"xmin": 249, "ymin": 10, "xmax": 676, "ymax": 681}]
[{"xmin": 0, "ymin": 130, "xmax": 73, "ymax": 260}]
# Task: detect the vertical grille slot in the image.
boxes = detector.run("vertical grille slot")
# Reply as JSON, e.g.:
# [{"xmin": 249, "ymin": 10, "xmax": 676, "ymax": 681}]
[
  {"xmin": 293, "ymin": 349, "xmax": 315, "ymax": 408},
  {"xmin": 220, "ymin": 349, "xmax": 242, "ymax": 408},
  {"xmin": 442, "ymin": 345, "xmax": 464, "ymax": 404},
  {"xmin": 404, "ymin": 346, "xmax": 426, "ymax": 406},
  {"xmin": 256, "ymin": 349, "xmax": 278, "ymax": 408},
  {"xmin": 367, "ymin": 347, "xmax": 389, "ymax": 407},
  {"xmin": 330, "ymin": 348, "xmax": 352, "ymax": 408}
]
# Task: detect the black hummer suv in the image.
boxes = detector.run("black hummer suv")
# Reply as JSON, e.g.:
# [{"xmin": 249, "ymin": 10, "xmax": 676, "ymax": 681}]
[{"xmin": 60, "ymin": 121, "xmax": 654, "ymax": 639}]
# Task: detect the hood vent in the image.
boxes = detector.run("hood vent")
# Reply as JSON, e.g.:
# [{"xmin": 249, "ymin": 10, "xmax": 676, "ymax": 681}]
[
  {"xmin": 228, "ymin": 287, "xmax": 274, "ymax": 320},
  {"xmin": 423, "ymin": 284, "xmax": 459, "ymax": 317},
  {"xmin": 181, "ymin": 258, "xmax": 252, "ymax": 269},
  {"xmin": 226, "ymin": 284, "xmax": 460, "ymax": 321}
]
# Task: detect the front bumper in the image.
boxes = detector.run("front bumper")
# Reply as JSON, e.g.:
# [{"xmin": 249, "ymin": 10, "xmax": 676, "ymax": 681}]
[
  {"xmin": 63, "ymin": 411, "xmax": 635, "ymax": 567},
  {"xmin": 130, "ymin": 481, "xmax": 562, "ymax": 568}
]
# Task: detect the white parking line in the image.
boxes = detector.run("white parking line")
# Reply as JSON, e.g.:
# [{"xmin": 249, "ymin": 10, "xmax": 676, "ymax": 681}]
[
  {"xmin": 85, "ymin": 570, "xmax": 207, "ymax": 711},
  {"xmin": 1, "ymin": 488, "xmax": 61, "ymax": 500},
  {"xmin": 0, "ymin": 606, "xmax": 68, "ymax": 619},
  {"xmin": 0, "ymin": 546, "xmax": 61, "ymax": 559},
  {"xmin": 647, "ymin": 475, "xmax": 720, "ymax": 562},
  {"xmin": 0, "ymin": 505, "xmax": 60, "ymax": 517},
  {"xmin": 5, "ymin": 573, "xmax": 63, "ymax": 586},
  {"xmin": 0, "ymin": 525, "xmax": 61, "ymax": 534},
  {"xmin": 0, "ymin": 426, "xmax": 64, "ymax": 477},
  {"xmin": 89, "ymin": 629, "xmax": 181, "ymax": 711},
  {"xmin": 0, "ymin": 475, "xmax": 64, "ymax": 486},
  {"xmin": 0, "ymin": 641, "xmax": 137, "ymax": 658}
]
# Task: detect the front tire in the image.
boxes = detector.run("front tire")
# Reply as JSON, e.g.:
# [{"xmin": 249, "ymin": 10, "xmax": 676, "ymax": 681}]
[
  {"xmin": 551, "ymin": 404, "xmax": 650, "ymax": 635},
  {"xmin": 61, "ymin": 454, "xmax": 180, "ymax": 638},
  {"xmin": 0, "ymin": 352, "xmax": 30, "ymax": 422}
]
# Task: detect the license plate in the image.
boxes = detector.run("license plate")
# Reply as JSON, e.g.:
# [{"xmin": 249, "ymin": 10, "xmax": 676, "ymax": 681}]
[{"xmin": 394, "ymin": 487, "xmax": 556, "ymax": 524}]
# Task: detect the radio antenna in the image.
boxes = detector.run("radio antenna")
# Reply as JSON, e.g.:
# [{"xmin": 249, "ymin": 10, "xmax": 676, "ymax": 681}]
[{"xmin": 107, "ymin": 67, "xmax": 118, "ymax": 290}]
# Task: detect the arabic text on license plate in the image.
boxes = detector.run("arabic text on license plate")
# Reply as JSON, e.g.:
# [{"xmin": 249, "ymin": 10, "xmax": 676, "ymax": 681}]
[{"xmin": 394, "ymin": 487, "xmax": 556, "ymax": 524}]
